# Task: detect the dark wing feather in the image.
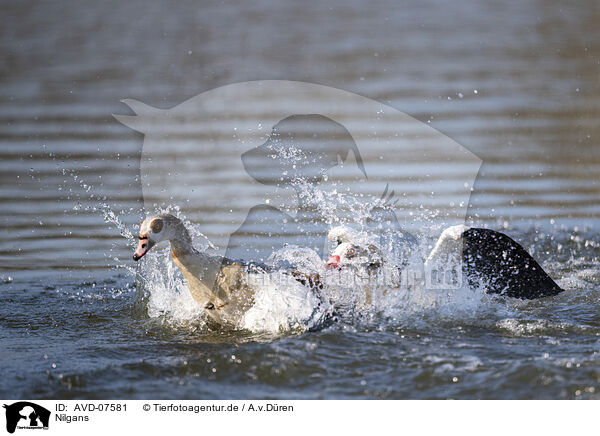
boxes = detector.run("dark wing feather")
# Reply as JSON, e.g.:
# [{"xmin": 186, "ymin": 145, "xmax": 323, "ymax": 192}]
[{"xmin": 462, "ymin": 228, "xmax": 563, "ymax": 299}]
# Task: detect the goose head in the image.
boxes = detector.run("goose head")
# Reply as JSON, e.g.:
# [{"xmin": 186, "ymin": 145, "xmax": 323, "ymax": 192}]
[
  {"xmin": 133, "ymin": 214, "xmax": 188, "ymax": 261},
  {"xmin": 326, "ymin": 226, "xmax": 382, "ymax": 270}
]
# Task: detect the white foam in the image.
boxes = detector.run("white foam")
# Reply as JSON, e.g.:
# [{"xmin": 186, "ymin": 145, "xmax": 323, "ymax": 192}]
[{"xmin": 241, "ymin": 271, "xmax": 330, "ymax": 332}]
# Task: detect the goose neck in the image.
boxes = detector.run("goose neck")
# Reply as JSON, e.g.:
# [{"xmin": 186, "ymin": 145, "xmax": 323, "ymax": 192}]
[{"xmin": 169, "ymin": 224, "xmax": 194, "ymax": 256}]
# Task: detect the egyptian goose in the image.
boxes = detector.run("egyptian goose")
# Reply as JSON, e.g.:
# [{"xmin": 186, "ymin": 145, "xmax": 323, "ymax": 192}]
[{"xmin": 133, "ymin": 214, "xmax": 323, "ymax": 329}]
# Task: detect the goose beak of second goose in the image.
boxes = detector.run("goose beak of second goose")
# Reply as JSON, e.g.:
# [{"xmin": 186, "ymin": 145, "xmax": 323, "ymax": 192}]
[{"xmin": 326, "ymin": 255, "xmax": 341, "ymax": 270}]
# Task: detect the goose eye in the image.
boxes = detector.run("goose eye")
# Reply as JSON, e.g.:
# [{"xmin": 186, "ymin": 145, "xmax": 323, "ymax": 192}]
[
  {"xmin": 151, "ymin": 218, "xmax": 164, "ymax": 233},
  {"xmin": 336, "ymin": 237, "xmax": 342, "ymax": 246}
]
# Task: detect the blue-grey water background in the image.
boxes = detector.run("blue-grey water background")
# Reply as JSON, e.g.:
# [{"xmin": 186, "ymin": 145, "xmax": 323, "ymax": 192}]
[{"xmin": 1, "ymin": 0, "xmax": 599, "ymax": 399}]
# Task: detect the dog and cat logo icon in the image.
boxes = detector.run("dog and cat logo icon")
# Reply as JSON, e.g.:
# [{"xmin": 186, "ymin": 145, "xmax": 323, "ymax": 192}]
[{"xmin": 3, "ymin": 402, "xmax": 50, "ymax": 433}]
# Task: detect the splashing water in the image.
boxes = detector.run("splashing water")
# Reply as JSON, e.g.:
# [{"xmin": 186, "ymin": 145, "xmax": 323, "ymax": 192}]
[
  {"xmin": 135, "ymin": 244, "xmax": 205, "ymax": 325},
  {"xmin": 101, "ymin": 178, "xmax": 524, "ymax": 335},
  {"xmin": 241, "ymin": 267, "xmax": 331, "ymax": 332}
]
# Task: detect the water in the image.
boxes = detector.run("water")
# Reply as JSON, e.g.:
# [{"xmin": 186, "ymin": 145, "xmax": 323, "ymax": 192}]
[{"xmin": 1, "ymin": 0, "xmax": 600, "ymax": 399}]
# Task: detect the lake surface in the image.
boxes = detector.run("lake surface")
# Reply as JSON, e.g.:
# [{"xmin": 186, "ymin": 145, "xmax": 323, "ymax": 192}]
[{"xmin": 1, "ymin": 0, "xmax": 599, "ymax": 399}]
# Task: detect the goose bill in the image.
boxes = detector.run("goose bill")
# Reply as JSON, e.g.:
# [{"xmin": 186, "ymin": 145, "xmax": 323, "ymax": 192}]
[
  {"xmin": 133, "ymin": 237, "xmax": 154, "ymax": 261},
  {"xmin": 326, "ymin": 255, "xmax": 341, "ymax": 270}
]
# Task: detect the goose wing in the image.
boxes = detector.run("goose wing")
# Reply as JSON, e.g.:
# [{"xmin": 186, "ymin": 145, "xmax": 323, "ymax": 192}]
[{"xmin": 461, "ymin": 228, "xmax": 563, "ymax": 299}]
